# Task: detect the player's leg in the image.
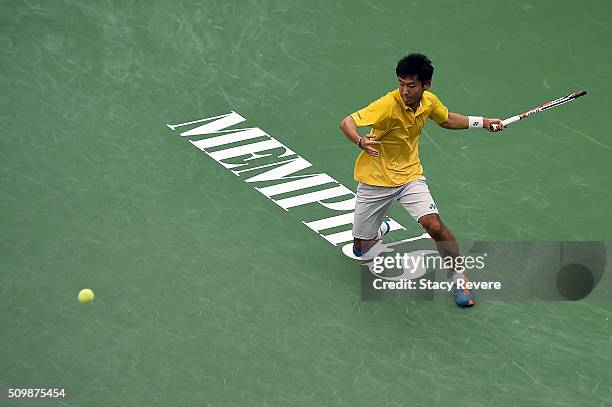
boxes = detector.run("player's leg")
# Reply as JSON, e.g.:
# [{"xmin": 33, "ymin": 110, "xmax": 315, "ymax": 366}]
[
  {"xmin": 418, "ymin": 214, "xmax": 461, "ymax": 268},
  {"xmin": 353, "ymin": 222, "xmax": 390, "ymax": 255},
  {"xmin": 397, "ymin": 179, "xmax": 475, "ymax": 306},
  {"xmin": 417, "ymin": 214, "xmax": 458, "ymax": 259},
  {"xmin": 352, "ymin": 183, "xmax": 395, "ymax": 258},
  {"xmin": 417, "ymin": 214, "xmax": 474, "ymax": 305}
]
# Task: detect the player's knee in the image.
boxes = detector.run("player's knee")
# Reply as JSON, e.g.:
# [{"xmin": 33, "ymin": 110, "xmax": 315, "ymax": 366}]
[
  {"xmin": 428, "ymin": 222, "xmax": 445, "ymax": 239},
  {"xmin": 420, "ymin": 215, "xmax": 444, "ymax": 239}
]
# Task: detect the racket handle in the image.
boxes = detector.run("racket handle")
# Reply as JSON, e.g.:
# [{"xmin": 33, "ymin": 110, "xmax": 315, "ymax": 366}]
[{"xmin": 489, "ymin": 115, "xmax": 521, "ymax": 131}]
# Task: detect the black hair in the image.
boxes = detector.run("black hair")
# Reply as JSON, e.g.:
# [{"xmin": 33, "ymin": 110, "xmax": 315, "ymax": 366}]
[{"xmin": 395, "ymin": 53, "xmax": 434, "ymax": 84}]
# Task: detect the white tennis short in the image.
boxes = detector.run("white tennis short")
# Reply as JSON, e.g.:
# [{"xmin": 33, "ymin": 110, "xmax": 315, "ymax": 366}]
[{"xmin": 352, "ymin": 178, "xmax": 439, "ymax": 240}]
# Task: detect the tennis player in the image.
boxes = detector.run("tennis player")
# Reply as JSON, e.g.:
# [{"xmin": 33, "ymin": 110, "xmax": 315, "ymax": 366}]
[{"xmin": 340, "ymin": 53, "xmax": 504, "ymax": 306}]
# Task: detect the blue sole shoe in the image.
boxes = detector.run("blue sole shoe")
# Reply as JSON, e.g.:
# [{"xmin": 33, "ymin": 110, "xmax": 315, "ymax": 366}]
[
  {"xmin": 452, "ymin": 279, "xmax": 476, "ymax": 307},
  {"xmin": 352, "ymin": 221, "xmax": 391, "ymax": 258}
]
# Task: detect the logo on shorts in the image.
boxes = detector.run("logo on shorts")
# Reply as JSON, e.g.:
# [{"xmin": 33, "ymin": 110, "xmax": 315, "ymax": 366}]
[{"xmin": 429, "ymin": 203, "xmax": 437, "ymax": 210}]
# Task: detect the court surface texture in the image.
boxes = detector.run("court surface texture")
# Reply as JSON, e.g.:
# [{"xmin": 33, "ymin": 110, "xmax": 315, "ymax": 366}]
[{"xmin": 2, "ymin": 1, "xmax": 611, "ymax": 406}]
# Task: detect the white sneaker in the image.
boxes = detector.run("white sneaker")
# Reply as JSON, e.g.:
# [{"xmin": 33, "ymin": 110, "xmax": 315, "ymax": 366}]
[
  {"xmin": 376, "ymin": 220, "xmax": 391, "ymax": 240},
  {"xmin": 352, "ymin": 221, "xmax": 391, "ymax": 259}
]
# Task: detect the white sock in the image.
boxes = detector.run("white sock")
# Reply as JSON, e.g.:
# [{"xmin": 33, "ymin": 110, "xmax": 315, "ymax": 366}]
[
  {"xmin": 376, "ymin": 221, "xmax": 390, "ymax": 240},
  {"xmin": 453, "ymin": 271, "xmax": 465, "ymax": 282}
]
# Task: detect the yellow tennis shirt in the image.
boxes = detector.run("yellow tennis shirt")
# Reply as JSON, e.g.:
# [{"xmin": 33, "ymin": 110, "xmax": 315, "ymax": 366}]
[{"xmin": 351, "ymin": 89, "xmax": 449, "ymax": 187}]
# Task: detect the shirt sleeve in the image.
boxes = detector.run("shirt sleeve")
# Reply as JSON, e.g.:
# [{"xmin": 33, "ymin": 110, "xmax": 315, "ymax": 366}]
[
  {"xmin": 350, "ymin": 93, "xmax": 392, "ymax": 130},
  {"xmin": 428, "ymin": 94, "xmax": 449, "ymax": 124}
]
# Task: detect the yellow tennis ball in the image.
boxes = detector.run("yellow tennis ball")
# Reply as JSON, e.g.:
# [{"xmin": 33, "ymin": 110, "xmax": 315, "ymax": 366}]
[{"xmin": 78, "ymin": 288, "xmax": 95, "ymax": 303}]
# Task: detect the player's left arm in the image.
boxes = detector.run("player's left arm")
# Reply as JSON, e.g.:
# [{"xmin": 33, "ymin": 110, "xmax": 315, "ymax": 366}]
[{"xmin": 439, "ymin": 112, "xmax": 504, "ymax": 132}]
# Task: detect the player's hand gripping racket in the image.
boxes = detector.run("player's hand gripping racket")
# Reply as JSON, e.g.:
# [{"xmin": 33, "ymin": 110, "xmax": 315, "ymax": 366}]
[{"xmin": 489, "ymin": 90, "xmax": 587, "ymax": 131}]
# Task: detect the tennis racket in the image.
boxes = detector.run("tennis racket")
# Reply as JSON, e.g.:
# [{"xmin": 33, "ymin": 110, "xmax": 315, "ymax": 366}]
[{"xmin": 490, "ymin": 90, "xmax": 587, "ymax": 131}]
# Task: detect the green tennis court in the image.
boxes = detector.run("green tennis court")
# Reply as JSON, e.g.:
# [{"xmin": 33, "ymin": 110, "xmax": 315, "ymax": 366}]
[{"xmin": 2, "ymin": 1, "xmax": 611, "ymax": 405}]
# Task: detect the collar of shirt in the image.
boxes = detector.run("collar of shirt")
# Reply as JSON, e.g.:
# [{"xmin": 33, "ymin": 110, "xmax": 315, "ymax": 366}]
[{"xmin": 394, "ymin": 89, "xmax": 427, "ymax": 116}]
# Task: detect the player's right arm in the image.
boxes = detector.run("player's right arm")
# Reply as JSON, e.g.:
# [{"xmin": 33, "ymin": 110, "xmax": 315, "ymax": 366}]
[
  {"xmin": 339, "ymin": 116, "xmax": 381, "ymax": 157},
  {"xmin": 340, "ymin": 94, "xmax": 391, "ymax": 157},
  {"xmin": 439, "ymin": 112, "xmax": 504, "ymax": 132}
]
